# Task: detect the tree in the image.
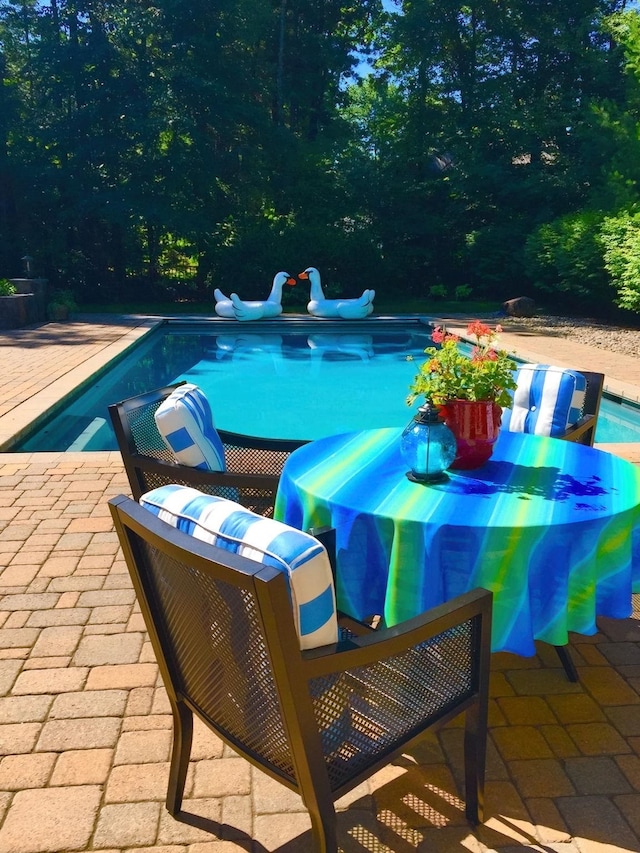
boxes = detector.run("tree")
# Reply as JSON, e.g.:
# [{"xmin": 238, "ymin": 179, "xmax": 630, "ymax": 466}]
[
  {"xmin": 1, "ymin": 0, "xmax": 638, "ymax": 315},
  {"xmin": 346, "ymin": 0, "xmax": 630, "ymax": 301}
]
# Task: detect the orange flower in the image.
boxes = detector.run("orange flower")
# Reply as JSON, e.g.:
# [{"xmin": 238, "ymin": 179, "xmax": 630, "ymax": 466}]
[
  {"xmin": 466, "ymin": 320, "xmax": 492, "ymax": 339},
  {"xmin": 431, "ymin": 327, "xmax": 459, "ymax": 345}
]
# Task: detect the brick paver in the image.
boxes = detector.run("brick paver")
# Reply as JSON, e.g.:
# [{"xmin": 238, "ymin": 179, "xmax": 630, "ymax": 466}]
[{"xmin": 0, "ymin": 316, "xmax": 639, "ymax": 851}]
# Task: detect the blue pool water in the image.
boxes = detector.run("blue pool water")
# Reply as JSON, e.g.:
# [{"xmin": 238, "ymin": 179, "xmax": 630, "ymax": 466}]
[{"xmin": 13, "ymin": 321, "xmax": 640, "ymax": 451}]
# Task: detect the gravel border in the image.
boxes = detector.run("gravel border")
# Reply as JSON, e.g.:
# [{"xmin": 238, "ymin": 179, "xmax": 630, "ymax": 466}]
[{"xmin": 499, "ymin": 314, "xmax": 640, "ymax": 358}]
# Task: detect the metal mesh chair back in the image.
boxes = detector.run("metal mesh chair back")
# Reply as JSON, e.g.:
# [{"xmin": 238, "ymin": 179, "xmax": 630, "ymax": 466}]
[
  {"xmin": 124, "ymin": 396, "xmax": 174, "ymax": 462},
  {"xmin": 223, "ymin": 440, "xmax": 291, "ymax": 477},
  {"xmin": 108, "ymin": 383, "xmax": 307, "ymax": 514},
  {"xmin": 124, "ymin": 521, "xmax": 296, "ymax": 782},
  {"xmin": 123, "ymin": 393, "xmax": 291, "ymax": 477}
]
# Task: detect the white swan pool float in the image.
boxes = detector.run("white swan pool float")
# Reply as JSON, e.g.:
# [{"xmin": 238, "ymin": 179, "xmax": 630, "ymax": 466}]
[
  {"xmin": 299, "ymin": 267, "xmax": 374, "ymax": 319},
  {"xmin": 213, "ymin": 289, "xmax": 237, "ymax": 319},
  {"xmin": 214, "ymin": 271, "xmax": 295, "ymax": 320}
]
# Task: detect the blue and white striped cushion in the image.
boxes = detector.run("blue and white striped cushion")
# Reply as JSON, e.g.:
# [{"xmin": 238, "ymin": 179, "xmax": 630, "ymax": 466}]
[
  {"xmin": 154, "ymin": 384, "xmax": 226, "ymax": 471},
  {"xmin": 139, "ymin": 485, "xmax": 338, "ymax": 651},
  {"xmin": 502, "ymin": 364, "xmax": 587, "ymax": 437}
]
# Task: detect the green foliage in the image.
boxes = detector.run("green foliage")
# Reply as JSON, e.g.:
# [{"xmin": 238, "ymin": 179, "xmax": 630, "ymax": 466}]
[
  {"xmin": 0, "ymin": 0, "xmax": 639, "ymax": 316},
  {"xmin": 464, "ymin": 222, "xmax": 533, "ymax": 300},
  {"xmin": 48, "ymin": 290, "xmax": 78, "ymax": 310},
  {"xmin": 524, "ymin": 211, "xmax": 613, "ymax": 306},
  {"xmin": 454, "ymin": 285, "xmax": 472, "ymax": 301},
  {"xmin": 600, "ymin": 209, "xmax": 640, "ymax": 311},
  {"xmin": 0, "ymin": 278, "xmax": 17, "ymax": 296},
  {"xmin": 428, "ymin": 285, "xmax": 447, "ymax": 300}
]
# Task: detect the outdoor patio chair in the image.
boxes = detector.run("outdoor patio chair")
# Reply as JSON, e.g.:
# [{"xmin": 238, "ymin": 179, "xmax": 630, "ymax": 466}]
[
  {"xmin": 108, "ymin": 381, "xmax": 307, "ymax": 516},
  {"xmin": 502, "ymin": 364, "xmax": 604, "ymax": 446},
  {"xmin": 109, "ymin": 488, "xmax": 493, "ymax": 853}
]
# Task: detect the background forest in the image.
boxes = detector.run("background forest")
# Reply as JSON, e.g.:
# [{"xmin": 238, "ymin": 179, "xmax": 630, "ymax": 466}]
[{"xmin": 2, "ymin": 0, "xmax": 640, "ymax": 316}]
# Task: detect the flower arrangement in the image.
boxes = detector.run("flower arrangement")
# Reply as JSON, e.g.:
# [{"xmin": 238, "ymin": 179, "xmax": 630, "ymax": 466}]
[{"xmin": 407, "ymin": 320, "xmax": 518, "ymax": 408}]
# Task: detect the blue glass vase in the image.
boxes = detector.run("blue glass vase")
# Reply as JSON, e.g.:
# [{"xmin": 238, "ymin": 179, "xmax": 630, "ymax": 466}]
[{"xmin": 401, "ymin": 401, "xmax": 457, "ymax": 483}]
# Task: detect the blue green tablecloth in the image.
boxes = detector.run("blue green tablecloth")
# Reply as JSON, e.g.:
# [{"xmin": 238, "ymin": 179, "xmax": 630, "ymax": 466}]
[{"xmin": 275, "ymin": 428, "xmax": 640, "ymax": 656}]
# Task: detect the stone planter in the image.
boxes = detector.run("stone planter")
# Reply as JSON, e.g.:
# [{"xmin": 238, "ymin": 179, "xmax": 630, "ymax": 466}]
[
  {"xmin": 0, "ymin": 278, "xmax": 48, "ymax": 329},
  {"xmin": 11, "ymin": 278, "xmax": 48, "ymax": 322},
  {"xmin": 0, "ymin": 293, "xmax": 36, "ymax": 330}
]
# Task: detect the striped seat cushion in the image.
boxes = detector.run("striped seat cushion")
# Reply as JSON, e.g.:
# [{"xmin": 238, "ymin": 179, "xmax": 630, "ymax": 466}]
[
  {"xmin": 502, "ymin": 364, "xmax": 587, "ymax": 437},
  {"xmin": 140, "ymin": 485, "xmax": 338, "ymax": 650},
  {"xmin": 154, "ymin": 384, "xmax": 226, "ymax": 471}
]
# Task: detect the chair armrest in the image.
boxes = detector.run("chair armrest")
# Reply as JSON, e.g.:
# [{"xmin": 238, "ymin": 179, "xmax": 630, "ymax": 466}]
[
  {"xmin": 561, "ymin": 414, "xmax": 596, "ymax": 445},
  {"xmin": 301, "ymin": 588, "xmax": 492, "ymax": 677},
  {"xmin": 337, "ymin": 611, "xmax": 378, "ymax": 637}
]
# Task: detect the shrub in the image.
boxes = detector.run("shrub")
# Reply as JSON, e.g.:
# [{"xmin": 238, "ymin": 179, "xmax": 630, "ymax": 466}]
[
  {"xmin": 600, "ymin": 210, "xmax": 640, "ymax": 312},
  {"xmin": 48, "ymin": 289, "xmax": 78, "ymax": 308},
  {"xmin": 0, "ymin": 278, "xmax": 17, "ymax": 296},
  {"xmin": 454, "ymin": 284, "xmax": 472, "ymax": 301},
  {"xmin": 524, "ymin": 211, "xmax": 612, "ymax": 307},
  {"xmin": 428, "ymin": 284, "xmax": 448, "ymax": 300}
]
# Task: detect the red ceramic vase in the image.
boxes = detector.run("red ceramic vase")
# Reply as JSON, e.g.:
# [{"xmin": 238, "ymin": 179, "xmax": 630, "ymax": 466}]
[{"xmin": 439, "ymin": 399, "xmax": 503, "ymax": 470}]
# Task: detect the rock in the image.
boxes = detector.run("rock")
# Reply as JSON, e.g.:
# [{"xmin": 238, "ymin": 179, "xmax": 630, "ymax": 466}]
[{"xmin": 502, "ymin": 297, "xmax": 536, "ymax": 318}]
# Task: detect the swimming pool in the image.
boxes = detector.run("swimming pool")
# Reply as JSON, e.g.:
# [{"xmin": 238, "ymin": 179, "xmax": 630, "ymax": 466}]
[{"xmin": 12, "ymin": 320, "xmax": 640, "ymax": 450}]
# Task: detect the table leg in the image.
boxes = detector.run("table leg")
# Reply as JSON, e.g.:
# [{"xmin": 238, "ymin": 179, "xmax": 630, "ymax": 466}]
[{"xmin": 554, "ymin": 645, "xmax": 578, "ymax": 682}]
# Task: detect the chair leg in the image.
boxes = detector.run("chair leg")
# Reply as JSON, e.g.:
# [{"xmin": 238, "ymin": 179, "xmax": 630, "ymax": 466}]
[
  {"xmin": 308, "ymin": 806, "xmax": 338, "ymax": 853},
  {"xmin": 166, "ymin": 700, "xmax": 193, "ymax": 815},
  {"xmin": 555, "ymin": 645, "xmax": 578, "ymax": 682},
  {"xmin": 463, "ymin": 702, "xmax": 486, "ymax": 825}
]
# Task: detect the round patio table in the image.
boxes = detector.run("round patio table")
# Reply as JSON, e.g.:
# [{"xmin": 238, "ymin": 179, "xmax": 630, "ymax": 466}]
[{"xmin": 275, "ymin": 428, "xmax": 640, "ymax": 657}]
